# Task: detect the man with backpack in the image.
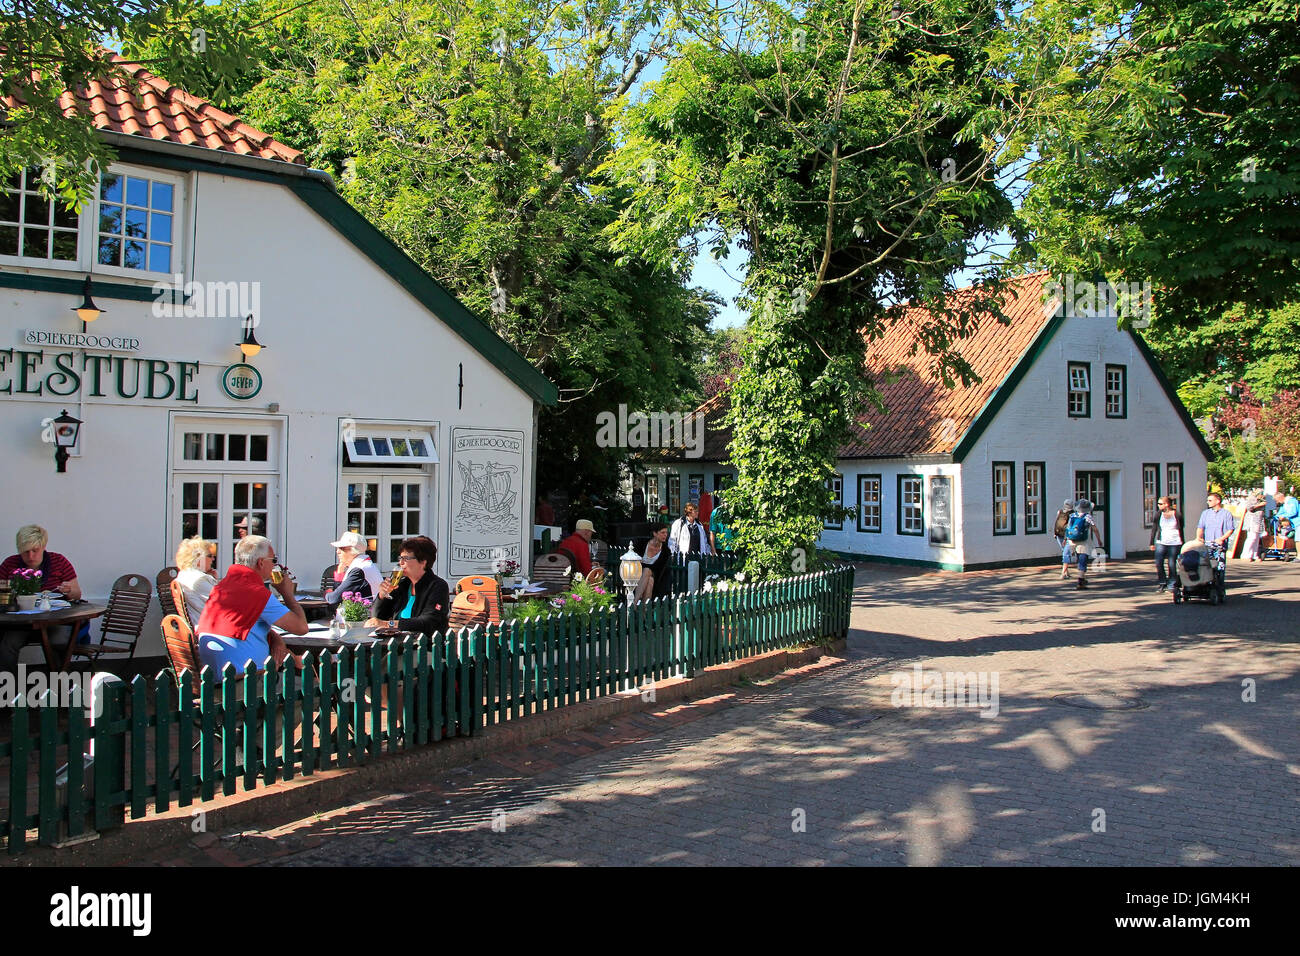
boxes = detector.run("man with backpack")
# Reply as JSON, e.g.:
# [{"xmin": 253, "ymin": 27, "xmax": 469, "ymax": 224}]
[
  {"xmin": 1064, "ymin": 499, "xmax": 1104, "ymax": 589},
  {"xmin": 1053, "ymin": 499, "xmax": 1076, "ymax": 578}
]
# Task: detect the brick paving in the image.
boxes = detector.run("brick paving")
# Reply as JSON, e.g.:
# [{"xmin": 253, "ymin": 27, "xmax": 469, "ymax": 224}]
[{"xmin": 138, "ymin": 559, "xmax": 1298, "ymax": 866}]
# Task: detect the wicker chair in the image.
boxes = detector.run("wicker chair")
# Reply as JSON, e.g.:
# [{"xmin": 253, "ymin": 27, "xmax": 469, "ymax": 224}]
[
  {"xmin": 73, "ymin": 573, "xmax": 151, "ymax": 663},
  {"xmin": 156, "ymin": 566, "xmax": 180, "ymax": 618}
]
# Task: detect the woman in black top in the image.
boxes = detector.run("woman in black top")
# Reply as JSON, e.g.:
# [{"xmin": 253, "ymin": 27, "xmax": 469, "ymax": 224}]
[
  {"xmin": 634, "ymin": 526, "xmax": 673, "ymax": 602},
  {"xmin": 369, "ymin": 536, "xmax": 450, "ymax": 635}
]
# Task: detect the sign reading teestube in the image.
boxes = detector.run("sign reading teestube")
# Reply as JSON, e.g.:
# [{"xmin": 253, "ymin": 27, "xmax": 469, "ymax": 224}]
[{"xmin": 448, "ymin": 427, "xmax": 524, "ymax": 577}]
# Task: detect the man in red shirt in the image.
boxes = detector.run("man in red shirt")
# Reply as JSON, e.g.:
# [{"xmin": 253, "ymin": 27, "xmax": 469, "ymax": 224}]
[
  {"xmin": 1, "ymin": 524, "xmax": 82, "ymax": 673},
  {"xmin": 554, "ymin": 519, "xmax": 594, "ymax": 576}
]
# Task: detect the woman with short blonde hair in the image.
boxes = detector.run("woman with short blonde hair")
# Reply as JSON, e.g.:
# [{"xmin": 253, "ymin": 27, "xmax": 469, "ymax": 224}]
[
  {"xmin": 1, "ymin": 523, "xmax": 81, "ymax": 672},
  {"xmin": 175, "ymin": 536, "xmax": 218, "ymax": 623}
]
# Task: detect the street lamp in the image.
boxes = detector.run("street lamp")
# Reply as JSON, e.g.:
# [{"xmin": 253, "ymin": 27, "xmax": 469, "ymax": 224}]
[
  {"xmin": 619, "ymin": 542, "xmax": 643, "ymax": 603},
  {"xmin": 52, "ymin": 409, "xmax": 82, "ymax": 473},
  {"xmin": 71, "ymin": 276, "xmax": 104, "ymax": 330},
  {"xmin": 238, "ymin": 314, "xmax": 264, "ymax": 359}
]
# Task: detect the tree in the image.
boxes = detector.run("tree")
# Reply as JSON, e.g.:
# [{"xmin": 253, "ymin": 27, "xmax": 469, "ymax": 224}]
[
  {"xmin": 602, "ymin": 0, "xmax": 1064, "ymax": 577},
  {"xmin": 1, "ymin": 0, "xmax": 261, "ymax": 206},
  {"xmin": 1009, "ymin": 0, "xmax": 1300, "ymax": 319},
  {"xmin": 128, "ymin": 0, "xmax": 716, "ymax": 501}
]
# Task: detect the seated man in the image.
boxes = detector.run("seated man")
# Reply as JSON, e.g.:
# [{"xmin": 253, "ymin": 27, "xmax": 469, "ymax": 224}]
[
  {"xmin": 0, "ymin": 524, "xmax": 82, "ymax": 673},
  {"xmin": 195, "ymin": 535, "xmax": 308, "ymax": 674},
  {"xmin": 325, "ymin": 531, "xmax": 382, "ymax": 606},
  {"xmin": 554, "ymin": 519, "xmax": 594, "ymax": 576}
]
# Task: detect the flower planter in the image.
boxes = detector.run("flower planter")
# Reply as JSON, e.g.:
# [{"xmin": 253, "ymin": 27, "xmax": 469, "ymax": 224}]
[{"xmin": 15, "ymin": 594, "xmax": 37, "ymax": 611}]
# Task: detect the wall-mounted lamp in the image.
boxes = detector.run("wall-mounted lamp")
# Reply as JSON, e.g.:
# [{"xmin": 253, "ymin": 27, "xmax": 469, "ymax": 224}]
[
  {"xmin": 52, "ymin": 409, "xmax": 82, "ymax": 473},
  {"xmin": 71, "ymin": 276, "xmax": 104, "ymax": 330},
  {"xmin": 238, "ymin": 314, "xmax": 264, "ymax": 359}
]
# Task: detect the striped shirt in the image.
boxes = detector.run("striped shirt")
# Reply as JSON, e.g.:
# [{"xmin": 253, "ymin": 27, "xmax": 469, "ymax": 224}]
[{"xmin": 0, "ymin": 551, "xmax": 78, "ymax": 589}]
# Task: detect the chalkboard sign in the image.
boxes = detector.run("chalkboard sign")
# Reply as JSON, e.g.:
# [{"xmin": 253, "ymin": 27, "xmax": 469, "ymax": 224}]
[{"xmin": 929, "ymin": 475, "xmax": 954, "ymax": 547}]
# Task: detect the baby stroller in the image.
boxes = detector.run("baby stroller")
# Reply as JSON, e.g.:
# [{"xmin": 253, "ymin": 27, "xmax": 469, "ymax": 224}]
[
  {"xmin": 1261, "ymin": 514, "xmax": 1296, "ymax": 561},
  {"xmin": 1172, "ymin": 541, "xmax": 1226, "ymax": 605}
]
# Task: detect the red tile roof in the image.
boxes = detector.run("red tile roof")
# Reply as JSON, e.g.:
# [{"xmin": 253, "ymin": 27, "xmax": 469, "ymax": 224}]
[
  {"xmin": 663, "ymin": 272, "xmax": 1054, "ymax": 462},
  {"xmin": 3, "ymin": 53, "xmax": 304, "ymax": 165}
]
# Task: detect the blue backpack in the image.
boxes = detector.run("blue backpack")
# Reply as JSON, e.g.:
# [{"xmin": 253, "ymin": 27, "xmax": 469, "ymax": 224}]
[{"xmin": 1065, "ymin": 513, "xmax": 1091, "ymax": 542}]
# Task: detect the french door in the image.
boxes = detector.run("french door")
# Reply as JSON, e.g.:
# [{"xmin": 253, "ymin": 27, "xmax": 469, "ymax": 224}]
[
  {"xmin": 1074, "ymin": 471, "xmax": 1111, "ymax": 550},
  {"xmin": 343, "ymin": 475, "xmax": 429, "ymax": 571},
  {"xmin": 174, "ymin": 474, "xmax": 278, "ymax": 567}
]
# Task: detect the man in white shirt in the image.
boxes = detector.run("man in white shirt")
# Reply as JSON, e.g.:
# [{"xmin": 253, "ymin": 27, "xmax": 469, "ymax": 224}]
[{"xmin": 669, "ymin": 503, "xmax": 713, "ymax": 557}]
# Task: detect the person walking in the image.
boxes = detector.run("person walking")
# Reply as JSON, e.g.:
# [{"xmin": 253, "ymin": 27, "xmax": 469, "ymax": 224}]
[
  {"xmin": 1053, "ymin": 499, "xmax": 1075, "ymax": 579},
  {"xmin": 1197, "ymin": 492, "xmax": 1237, "ymax": 552},
  {"xmin": 1063, "ymin": 499, "xmax": 1104, "ymax": 589},
  {"xmin": 669, "ymin": 503, "xmax": 712, "ymax": 557},
  {"xmin": 1241, "ymin": 493, "xmax": 1266, "ymax": 562},
  {"xmin": 1149, "ymin": 495, "xmax": 1184, "ymax": 590}
]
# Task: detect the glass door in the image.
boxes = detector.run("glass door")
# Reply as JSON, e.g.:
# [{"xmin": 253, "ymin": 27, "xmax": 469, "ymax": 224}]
[
  {"xmin": 344, "ymin": 475, "xmax": 429, "ymax": 571},
  {"xmin": 173, "ymin": 474, "xmax": 277, "ymax": 571}
]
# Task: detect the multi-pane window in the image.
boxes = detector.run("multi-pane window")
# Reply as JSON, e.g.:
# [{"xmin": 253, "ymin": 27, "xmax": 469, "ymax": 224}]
[
  {"xmin": 898, "ymin": 475, "xmax": 923, "ymax": 535},
  {"xmin": 345, "ymin": 478, "xmax": 427, "ymax": 567},
  {"xmin": 1068, "ymin": 362, "xmax": 1091, "ymax": 417},
  {"xmin": 0, "ymin": 168, "xmax": 79, "ymax": 262},
  {"xmin": 667, "ymin": 473, "xmax": 681, "ymax": 515},
  {"xmin": 97, "ymin": 170, "xmax": 175, "ymax": 273},
  {"xmin": 1166, "ymin": 463, "xmax": 1183, "ymax": 513},
  {"xmin": 825, "ymin": 474, "xmax": 844, "ymax": 529},
  {"xmin": 182, "ymin": 430, "xmax": 271, "ymax": 463},
  {"xmin": 1142, "ymin": 464, "xmax": 1159, "ymax": 528},
  {"xmin": 857, "ymin": 475, "xmax": 882, "ymax": 532},
  {"xmin": 344, "ymin": 430, "xmax": 438, "ymax": 465},
  {"xmin": 1105, "ymin": 364, "xmax": 1127, "ymax": 418},
  {"xmin": 1024, "ymin": 462, "xmax": 1045, "ymax": 533},
  {"xmin": 993, "ymin": 462, "xmax": 1014, "ymax": 535}
]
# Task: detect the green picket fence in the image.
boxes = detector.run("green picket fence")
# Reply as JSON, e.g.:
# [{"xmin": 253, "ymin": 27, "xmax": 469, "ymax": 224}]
[{"xmin": 1, "ymin": 563, "xmax": 852, "ymax": 854}]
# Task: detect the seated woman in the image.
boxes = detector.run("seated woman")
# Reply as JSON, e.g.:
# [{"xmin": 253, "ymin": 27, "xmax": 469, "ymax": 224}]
[
  {"xmin": 175, "ymin": 536, "xmax": 218, "ymax": 622},
  {"xmin": 325, "ymin": 531, "xmax": 382, "ymax": 606},
  {"xmin": 367, "ymin": 535, "xmax": 449, "ymax": 636},
  {"xmin": 0, "ymin": 524, "xmax": 82, "ymax": 673},
  {"xmin": 633, "ymin": 525, "xmax": 673, "ymax": 602}
]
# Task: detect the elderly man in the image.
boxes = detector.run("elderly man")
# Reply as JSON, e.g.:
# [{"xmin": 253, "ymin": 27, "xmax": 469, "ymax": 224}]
[
  {"xmin": 1273, "ymin": 490, "xmax": 1300, "ymax": 529},
  {"xmin": 234, "ymin": 515, "xmax": 264, "ymax": 539},
  {"xmin": 554, "ymin": 519, "xmax": 594, "ymax": 576},
  {"xmin": 669, "ymin": 503, "xmax": 712, "ymax": 557},
  {"xmin": 194, "ymin": 535, "xmax": 307, "ymax": 674},
  {"xmin": 325, "ymin": 531, "xmax": 382, "ymax": 606}
]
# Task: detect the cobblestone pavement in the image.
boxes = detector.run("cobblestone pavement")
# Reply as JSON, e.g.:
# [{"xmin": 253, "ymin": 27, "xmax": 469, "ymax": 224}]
[{"xmin": 162, "ymin": 559, "xmax": 1299, "ymax": 866}]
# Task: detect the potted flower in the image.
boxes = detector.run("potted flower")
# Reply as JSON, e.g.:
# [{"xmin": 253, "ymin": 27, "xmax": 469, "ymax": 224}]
[
  {"xmin": 336, "ymin": 591, "xmax": 373, "ymax": 636},
  {"xmin": 493, "ymin": 556, "xmax": 522, "ymax": 587},
  {"xmin": 10, "ymin": 568, "xmax": 44, "ymax": 610}
]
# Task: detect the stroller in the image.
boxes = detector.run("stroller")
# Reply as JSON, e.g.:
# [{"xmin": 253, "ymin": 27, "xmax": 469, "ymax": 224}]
[
  {"xmin": 1261, "ymin": 514, "xmax": 1296, "ymax": 561},
  {"xmin": 1172, "ymin": 541, "xmax": 1226, "ymax": 605}
]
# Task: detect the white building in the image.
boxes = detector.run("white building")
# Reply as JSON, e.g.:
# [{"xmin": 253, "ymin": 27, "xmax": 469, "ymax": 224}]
[
  {"xmin": 1, "ymin": 58, "xmax": 554, "ymax": 658},
  {"xmin": 651, "ymin": 273, "xmax": 1210, "ymax": 570}
]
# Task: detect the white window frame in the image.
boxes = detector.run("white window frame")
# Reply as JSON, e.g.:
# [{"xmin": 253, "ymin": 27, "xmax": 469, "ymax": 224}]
[
  {"xmin": 174, "ymin": 422, "xmax": 282, "ymax": 474},
  {"xmin": 344, "ymin": 428, "xmax": 439, "ymax": 465},
  {"xmin": 825, "ymin": 473, "xmax": 844, "ymax": 530},
  {"xmin": 899, "ymin": 475, "xmax": 923, "ymax": 536},
  {"xmin": 341, "ymin": 474, "xmax": 431, "ymax": 571},
  {"xmin": 0, "ymin": 167, "xmax": 85, "ymax": 270},
  {"xmin": 1024, "ymin": 463, "xmax": 1045, "ymax": 533},
  {"xmin": 993, "ymin": 463, "xmax": 1013, "ymax": 535},
  {"xmin": 1105, "ymin": 365, "xmax": 1126, "ymax": 417},
  {"xmin": 857, "ymin": 475, "xmax": 882, "ymax": 533},
  {"xmin": 92, "ymin": 163, "xmax": 186, "ymax": 281}
]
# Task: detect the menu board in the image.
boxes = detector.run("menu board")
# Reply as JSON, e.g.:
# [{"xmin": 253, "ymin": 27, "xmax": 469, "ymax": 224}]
[{"xmin": 929, "ymin": 475, "xmax": 954, "ymax": 547}]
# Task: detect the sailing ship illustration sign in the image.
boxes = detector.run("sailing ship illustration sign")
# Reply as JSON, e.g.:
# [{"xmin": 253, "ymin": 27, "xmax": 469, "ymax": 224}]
[{"xmin": 448, "ymin": 427, "xmax": 525, "ymax": 576}]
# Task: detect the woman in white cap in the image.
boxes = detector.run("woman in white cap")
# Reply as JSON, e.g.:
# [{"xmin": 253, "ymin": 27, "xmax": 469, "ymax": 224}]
[{"xmin": 325, "ymin": 531, "xmax": 383, "ymax": 607}]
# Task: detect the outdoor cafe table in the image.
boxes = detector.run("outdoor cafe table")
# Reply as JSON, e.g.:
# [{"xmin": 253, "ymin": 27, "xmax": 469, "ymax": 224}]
[
  {"xmin": 293, "ymin": 590, "xmax": 332, "ymax": 621},
  {"xmin": 0, "ymin": 602, "xmax": 108, "ymax": 669},
  {"xmin": 501, "ymin": 582, "xmax": 567, "ymax": 603}
]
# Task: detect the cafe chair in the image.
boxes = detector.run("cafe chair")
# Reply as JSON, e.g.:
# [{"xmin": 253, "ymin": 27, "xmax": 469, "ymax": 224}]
[
  {"xmin": 532, "ymin": 553, "xmax": 572, "ymax": 587},
  {"xmin": 74, "ymin": 573, "xmax": 151, "ymax": 664},
  {"xmin": 448, "ymin": 591, "xmax": 489, "ymax": 631},
  {"xmin": 320, "ymin": 564, "xmax": 338, "ymax": 592},
  {"xmin": 156, "ymin": 566, "xmax": 180, "ymax": 618},
  {"xmin": 169, "ymin": 577, "xmax": 197, "ymax": 633},
  {"xmin": 455, "ymin": 575, "xmax": 502, "ymax": 625}
]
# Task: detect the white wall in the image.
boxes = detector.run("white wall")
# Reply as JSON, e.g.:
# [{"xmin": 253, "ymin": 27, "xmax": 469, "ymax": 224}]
[
  {"xmin": 0, "ymin": 164, "xmax": 538, "ymax": 658},
  {"xmin": 819, "ymin": 462, "xmax": 965, "ymax": 567},
  {"xmin": 961, "ymin": 313, "xmax": 1207, "ymax": 563}
]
